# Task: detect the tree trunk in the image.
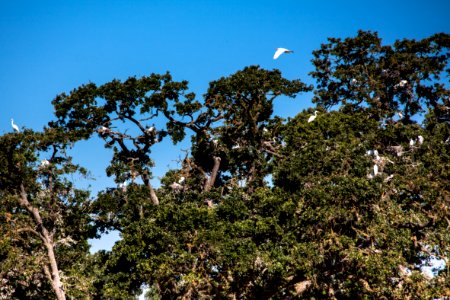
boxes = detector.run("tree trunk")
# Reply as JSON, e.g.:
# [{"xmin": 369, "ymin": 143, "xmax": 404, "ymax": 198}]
[
  {"xmin": 142, "ymin": 174, "xmax": 159, "ymax": 205},
  {"xmin": 44, "ymin": 239, "xmax": 66, "ymax": 300},
  {"xmin": 19, "ymin": 184, "xmax": 66, "ymax": 300},
  {"xmin": 204, "ymin": 156, "xmax": 221, "ymax": 192}
]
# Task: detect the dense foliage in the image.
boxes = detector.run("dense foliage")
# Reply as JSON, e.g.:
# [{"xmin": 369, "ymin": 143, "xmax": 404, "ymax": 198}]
[{"xmin": 1, "ymin": 31, "xmax": 449, "ymax": 299}]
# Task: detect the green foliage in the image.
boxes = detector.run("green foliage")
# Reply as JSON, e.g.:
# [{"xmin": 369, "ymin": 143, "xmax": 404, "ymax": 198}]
[
  {"xmin": 310, "ymin": 30, "xmax": 449, "ymax": 123},
  {"xmin": 2, "ymin": 31, "xmax": 449, "ymax": 299}
]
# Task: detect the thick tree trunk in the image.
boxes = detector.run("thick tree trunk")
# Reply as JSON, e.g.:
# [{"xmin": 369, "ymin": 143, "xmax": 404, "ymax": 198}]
[
  {"xmin": 19, "ymin": 184, "xmax": 66, "ymax": 300},
  {"xmin": 204, "ymin": 156, "xmax": 221, "ymax": 192},
  {"xmin": 43, "ymin": 239, "xmax": 66, "ymax": 300}
]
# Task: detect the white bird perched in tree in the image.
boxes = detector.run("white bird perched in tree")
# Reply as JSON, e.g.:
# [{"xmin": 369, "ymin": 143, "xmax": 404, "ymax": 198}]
[
  {"xmin": 373, "ymin": 164, "xmax": 379, "ymax": 176},
  {"xmin": 373, "ymin": 150, "xmax": 380, "ymax": 161},
  {"xmin": 40, "ymin": 159, "xmax": 50, "ymax": 167},
  {"xmin": 417, "ymin": 135, "xmax": 424, "ymax": 145},
  {"xmin": 308, "ymin": 111, "xmax": 318, "ymax": 123},
  {"xmin": 178, "ymin": 176, "xmax": 186, "ymax": 185},
  {"xmin": 146, "ymin": 126, "xmax": 155, "ymax": 134},
  {"xmin": 273, "ymin": 48, "xmax": 293, "ymax": 59},
  {"xmin": 409, "ymin": 139, "xmax": 415, "ymax": 147},
  {"xmin": 397, "ymin": 111, "xmax": 403, "ymax": 119},
  {"xmin": 118, "ymin": 181, "xmax": 128, "ymax": 192},
  {"xmin": 11, "ymin": 118, "xmax": 20, "ymax": 132},
  {"xmin": 398, "ymin": 80, "xmax": 408, "ymax": 87},
  {"xmin": 170, "ymin": 182, "xmax": 183, "ymax": 191},
  {"xmin": 384, "ymin": 174, "xmax": 394, "ymax": 183},
  {"xmin": 350, "ymin": 78, "xmax": 358, "ymax": 85},
  {"xmin": 97, "ymin": 126, "xmax": 110, "ymax": 134},
  {"xmin": 368, "ymin": 164, "xmax": 379, "ymax": 179},
  {"xmin": 366, "ymin": 150, "xmax": 374, "ymax": 156}
]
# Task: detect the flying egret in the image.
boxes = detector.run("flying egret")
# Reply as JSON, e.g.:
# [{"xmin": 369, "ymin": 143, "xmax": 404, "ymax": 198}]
[
  {"xmin": 308, "ymin": 111, "xmax": 318, "ymax": 123},
  {"xmin": 273, "ymin": 48, "xmax": 293, "ymax": 60},
  {"xmin": 417, "ymin": 135, "xmax": 424, "ymax": 145},
  {"xmin": 11, "ymin": 118, "xmax": 20, "ymax": 132}
]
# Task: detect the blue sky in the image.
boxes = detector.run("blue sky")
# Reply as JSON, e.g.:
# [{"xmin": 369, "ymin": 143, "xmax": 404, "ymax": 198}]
[{"xmin": 1, "ymin": 1, "xmax": 449, "ymax": 252}]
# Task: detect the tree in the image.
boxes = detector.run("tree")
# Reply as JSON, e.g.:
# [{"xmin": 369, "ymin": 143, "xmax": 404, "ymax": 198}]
[
  {"xmin": 50, "ymin": 73, "xmax": 201, "ymax": 206},
  {"xmin": 0, "ymin": 128, "xmax": 94, "ymax": 299},
  {"xmin": 192, "ymin": 66, "xmax": 312, "ymax": 192},
  {"xmin": 3, "ymin": 30, "xmax": 448, "ymax": 299},
  {"xmin": 310, "ymin": 30, "xmax": 449, "ymax": 123},
  {"xmin": 273, "ymin": 110, "xmax": 449, "ymax": 298}
]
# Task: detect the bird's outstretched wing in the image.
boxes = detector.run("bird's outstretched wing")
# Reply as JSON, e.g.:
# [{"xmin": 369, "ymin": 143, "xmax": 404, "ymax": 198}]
[{"xmin": 273, "ymin": 48, "xmax": 293, "ymax": 59}]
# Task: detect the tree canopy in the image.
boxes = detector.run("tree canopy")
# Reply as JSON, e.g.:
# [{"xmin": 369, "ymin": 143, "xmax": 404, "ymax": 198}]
[{"xmin": 1, "ymin": 31, "xmax": 449, "ymax": 299}]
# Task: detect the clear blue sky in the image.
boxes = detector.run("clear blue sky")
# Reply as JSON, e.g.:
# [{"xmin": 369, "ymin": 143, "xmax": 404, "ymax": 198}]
[{"xmin": 1, "ymin": 1, "xmax": 449, "ymax": 252}]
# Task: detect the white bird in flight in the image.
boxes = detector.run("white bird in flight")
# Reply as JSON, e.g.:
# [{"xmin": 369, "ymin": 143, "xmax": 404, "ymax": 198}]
[
  {"xmin": 273, "ymin": 48, "xmax": 293, "ymax": 59},
  {"xmin": 11, "ymin": 118, "xmax": 20, "ymax": 132},
  {"xmin": 308, "ymin": 111, "xmax": 318, "ymax": 123}
]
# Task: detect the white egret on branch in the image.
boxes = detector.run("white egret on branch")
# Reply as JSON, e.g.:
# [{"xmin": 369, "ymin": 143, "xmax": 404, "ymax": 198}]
[
  {"xmin": 98, "ymin": 126, "xmax": 110, "ymax": 134},
  {"xmin": 373, "ymin": 164, "xmax": 379, "ymax": 176},
  {"xmin": 398, "ymin": 80, "xmax": 408, "ymax": 87},
  {"xmin": 409, "ymin": 139, "xmax": 415, "ymax": 147},
  {"xmin": 11, "ymin": 118, "xmax": 20, "ymax": 132},
  {"xmin": 384, "ymin": 174, "xmax": 394, "ymax": 183},
  {"xmin": 273, "ymin": 48, "xmax": 293, "ymax": 59},
  {"xmin": 308, "ymin": 111, "xmax": 318, "ymax": 123},
  {"xmin": 351, "ymin": 78, "xmax": 358, "ymax": 85},
  {"xmin": 146, "ymin": 126, "xmax": 155, "ymax": 134},
  {"xmin": 308, "ymin": 110, "xmax": 318, "ymax": 123},
  {"xmin": 40, "ymin": 159, "xmax": 50, "ymax": 167},
  {"xmin": 417, "ymin": 135, "xmax": 424, "ymax": 145},
  {"xmin": 170, "ymin": 182, "xmax": 183, "ymax": 191},
  {"xmin": 178, "ymin": 176, "xmax": 186, "ymax": 185},
  {"xmin": 373, "ymin": 150, "xmax": 380, "ymax": 161},
  {"xmin": 118, "ymin": 181, "xmax": 128, "ymax": 192}
]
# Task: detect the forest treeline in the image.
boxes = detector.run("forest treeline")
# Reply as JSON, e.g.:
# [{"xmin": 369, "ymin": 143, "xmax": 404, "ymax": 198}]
[{"xmin": 1, "ymin": 30, "xmax": 449, "ymax": 299}]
